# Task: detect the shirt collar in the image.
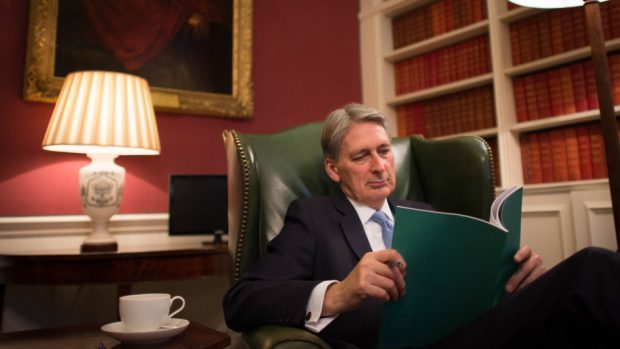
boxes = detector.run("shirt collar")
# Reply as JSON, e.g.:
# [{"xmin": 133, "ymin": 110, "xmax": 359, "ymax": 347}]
[{"xmin": 346, "ymin": 197, "xmax": 393, "ymax": 224}]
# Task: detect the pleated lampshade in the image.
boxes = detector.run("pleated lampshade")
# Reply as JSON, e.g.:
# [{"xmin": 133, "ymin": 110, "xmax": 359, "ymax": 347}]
[{"xmin": 42, "ymin": 71, "xmax": 160, "ymax": 156}]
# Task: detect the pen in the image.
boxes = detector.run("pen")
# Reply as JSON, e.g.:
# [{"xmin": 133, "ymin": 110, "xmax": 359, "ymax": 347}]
[{"xmin": 385, "ymin": 259, "xmax": 403, "ymax": 270}]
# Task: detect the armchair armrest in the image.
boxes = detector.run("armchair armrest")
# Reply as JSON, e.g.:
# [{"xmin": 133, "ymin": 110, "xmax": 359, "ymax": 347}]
[{"xmin": 243, "ymin": 325, "xmax": 332, "ymax": 349}]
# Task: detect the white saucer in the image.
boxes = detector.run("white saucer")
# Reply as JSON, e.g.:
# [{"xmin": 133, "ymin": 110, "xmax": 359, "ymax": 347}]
[{"xmin": 101, "ymin": 318, "xmax": 189, "ymax": 344}]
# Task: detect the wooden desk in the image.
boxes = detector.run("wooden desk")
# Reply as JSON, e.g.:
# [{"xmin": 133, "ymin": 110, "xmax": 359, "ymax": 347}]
[
  {"xmin": 0, "ymin": 321, "xmax": 230, "ymax": 349},
  {"xmin": 0, "ymin": 243, "xmax": 229, "ymax": 330}
]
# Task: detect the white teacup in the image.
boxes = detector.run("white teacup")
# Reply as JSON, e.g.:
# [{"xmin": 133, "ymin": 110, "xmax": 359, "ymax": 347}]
[{"xmin": 119, "ymin": 293, "xmax": 185, "ymax": 332}]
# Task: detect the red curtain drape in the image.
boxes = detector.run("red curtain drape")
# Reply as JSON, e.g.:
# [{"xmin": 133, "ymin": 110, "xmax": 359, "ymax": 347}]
[{"xmin": 81, "ymin": 0, "xmax": 223, "ymax": 71}]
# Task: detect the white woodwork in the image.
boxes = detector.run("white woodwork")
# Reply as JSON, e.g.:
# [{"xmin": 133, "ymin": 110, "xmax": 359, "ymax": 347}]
[{"xmin": 0, "ymin": 213, "xmax": 221, "ymax": 253}]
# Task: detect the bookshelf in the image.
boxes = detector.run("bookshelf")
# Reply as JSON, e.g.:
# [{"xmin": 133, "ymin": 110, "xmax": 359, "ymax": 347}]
[{"xmin": 359, "ymin": 0, "xmax": 617, "ymax": 265}]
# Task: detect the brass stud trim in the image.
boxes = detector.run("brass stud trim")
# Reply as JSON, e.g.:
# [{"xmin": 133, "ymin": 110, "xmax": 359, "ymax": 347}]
[{"xmin": 229, "ymin": 130, "xmax": 251, "ymax": 281}]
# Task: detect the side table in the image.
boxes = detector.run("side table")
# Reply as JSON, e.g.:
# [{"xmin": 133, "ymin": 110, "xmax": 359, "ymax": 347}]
[
  {"xmin": 0, "ymin": 243, "xmax": 229, "ymax": 331},
  {"xmin": 0, "ymin": 321, "xmax": 231, "ymax": 349}
]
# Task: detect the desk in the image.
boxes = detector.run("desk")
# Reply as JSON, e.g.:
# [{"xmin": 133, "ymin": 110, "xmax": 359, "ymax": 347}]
[
  {"xmin": 0, "ymin": 243, "xmax": 229, "ymax": 330},
  {"xmin": 0, "ymin": 321, "xmax": 230, "ymax": 349}
]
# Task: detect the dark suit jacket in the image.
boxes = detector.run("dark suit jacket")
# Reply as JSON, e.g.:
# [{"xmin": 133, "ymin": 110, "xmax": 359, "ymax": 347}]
[{"xmin": 223, "ymin": 190, "xmax": 432, "ymax": 348}]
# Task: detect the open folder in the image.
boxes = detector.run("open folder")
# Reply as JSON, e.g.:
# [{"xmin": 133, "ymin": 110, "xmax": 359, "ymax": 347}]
[{"xmin": 378, "ymin": 186, "xmax": 523, "ymax": 348}]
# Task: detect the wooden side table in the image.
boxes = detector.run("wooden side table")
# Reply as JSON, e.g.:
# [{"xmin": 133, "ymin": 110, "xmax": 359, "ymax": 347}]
[
  {"xmin": 0, "ymin": 321, "xmax": 231, "ymax": 349},
  {"xmin": 0, "ymin": 243, "xmax": 229, "ymax": 331}
]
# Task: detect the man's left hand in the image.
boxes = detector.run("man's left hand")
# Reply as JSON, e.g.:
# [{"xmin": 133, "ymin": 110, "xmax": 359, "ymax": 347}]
[{"xmin": 505, "ymin": 245, "xmax": 546, "ymax": 294}]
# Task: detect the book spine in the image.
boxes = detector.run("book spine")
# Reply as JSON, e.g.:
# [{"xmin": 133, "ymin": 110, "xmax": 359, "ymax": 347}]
[
  {"xmin": 528, "ymin": 16, "xmax": 541, "ymax": 62},
  {"xmin": 529, "ymin": 133, "xmax": 544, "ymax": 184},
  {"xmin": 453, "ymin": 0, "xmax": 463, "ymax": 29},
  {"xmin": 576, "ymin": 125, "xmax": 594, "ymax": 180},
  {"xmin": 563, "ymin": 127, "xmax": 581, "ymax": 181},
  {"xmin": 413, "ymin": 103, "xmax": 426, "ymax": 135},
  {"xmin": 534, "ymin": 71, "xmax": 551, "ymax": 119},
  {"xmin": 559, "ymin": 66, "xmax": 577, "ymax": 114},
  {"xmin": 538, "ymin": 12, "xmax": 553, "ymax": 59},
  {"xmin": 445, "ymin": 0, "xmax": 455, "ymax": 32},
  {"xmin": 483, "ymin": 87, "xmax": 495, "ymax": 128},
  {"xmin": 397, "ymin": 106, "xmax": 408, "ymax": 137},
  {"xmin": 392, "ymin": 15, "xmax": 405, "ymax": 50},
  {"xmin": 513, "ymin": 77, "xmax": 528, "ymax": 122},
  {"xmin": 466, "ymin": 89, "xmax": 478, "ymax": 131},
  {"xmin": 430, "ymin": 1, "xmax": 442, "ymax": 36},
  {"xmin": 519, "ymin": 17, "xmax": 533, "ymax": 63},
  {"xmin": 561, "ymin": 9, "xmax": 576, "ymax": 52},
  {"xmin": 524, "ymin": 75, "xmax": 539, "ymax": 120},
  {"xmin": 450, "ymin": 95, "xmax": 461, "ymax": 134},
  {"xmin": 589, "ymin": 124, "xmax": 608, "ymax": 178},
  {"xmin": 415, "ymin": 8, "xmax": 426, "ymax": 44},
  {"xmin": 461, "ymin": 90, "xmax": 474, "ymax": 132},
  {"xmin": 584, "ymin": 60, "xmax": 599, "ymax": 109},
  {"xmin": 538, "ymin": 131, "xmax": 555, "ymax": 183},
  {"xmin": 609, "ymin": 53, "xmax": 620, "ymax": 105},
  {"xmin": 550, "ymin": 129, "xmax": 569, "ymax": 182},
  {"xmin": 474, "ymin": 87, "xmax": 485, "ymax": 130},
  {"xmin": 572, "ymin": 8, "xmax": 587, "ymax": 49},
  {"xmin": 472, "ymin": 0, "xmax": 484, "ymax": 22},
  {"xmin": 462, "ymin": 0, "xmax": 472, "ymax": 26},
  {"xmin": 424, "ymin": 6, "xmax": 433, "ymax": 40},
  {"xmin": 550, "ymin": 10, "xmax": 564, "ymax": 55},
  {"xmin": 398, "ymin": 60, "xmax": 406, "ymax": 95},
  {"xmin": 442, "ymin": 96, "xmax": 453, "ymax": 136},
  {"xmin": 571, "ymin": 63, "xmax": 588, "ymax": 112},
  {"xmin": 520, "ymin": 133, "xmax": 532, "ymax": 184},
  {"xmin": 510, "ymin": 23, "xmax": 521, "ymax": 66},
  {"xmin": 439, "ymin": 0, "xmax": 449, "ymax": 34},
  {"xmin": 547, "ymin": 69, "xmax": 564, "ymax": 116}
]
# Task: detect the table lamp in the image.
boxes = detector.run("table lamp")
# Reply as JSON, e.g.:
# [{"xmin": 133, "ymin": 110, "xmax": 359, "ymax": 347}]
[
  {"xmin": 509, "ymin": 0, "xmax": 620, "ymax": 250},
  {"xmin": 42, "ymin": 71, "xmax": 161, "ymax": 252}
]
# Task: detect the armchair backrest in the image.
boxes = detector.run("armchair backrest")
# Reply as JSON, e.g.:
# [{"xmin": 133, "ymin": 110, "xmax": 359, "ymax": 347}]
[{"xmin": 223, "ymin": 122, "xmax": 496, "ymax": 281}]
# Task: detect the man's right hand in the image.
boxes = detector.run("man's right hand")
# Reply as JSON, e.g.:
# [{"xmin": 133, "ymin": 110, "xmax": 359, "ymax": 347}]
[{"xmin": 321, "ymin": 249, "xmax": 407, "ymax": 317}]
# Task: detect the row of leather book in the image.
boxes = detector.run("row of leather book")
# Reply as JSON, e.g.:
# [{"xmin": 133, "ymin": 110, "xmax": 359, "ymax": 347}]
[
  {"xmin": 392, "ymin": 0, "xmax": 487, "ymax": 50},
  {"xmin": 513, "ymin": 52, "xmax": 620, "ymax": 122},
  {"xmin": 396, "ymin": 85, "xmax": 494, "ymax": 138},
  {"xmin": 509, "ymin": 1, "xmax": 619, "ymax": 66},
  {"xmin": 520, "ymin": 121, "xmax": 615, "ymax": 184},
  {"xmin": 394, "ymin": 35, "xmax": 490, "ymax": 95}
]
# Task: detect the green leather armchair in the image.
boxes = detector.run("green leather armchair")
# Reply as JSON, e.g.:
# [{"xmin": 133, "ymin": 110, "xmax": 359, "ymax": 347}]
[{"xmin": 223, "ymin": 122, "xmax": 496, "ymax": 349}]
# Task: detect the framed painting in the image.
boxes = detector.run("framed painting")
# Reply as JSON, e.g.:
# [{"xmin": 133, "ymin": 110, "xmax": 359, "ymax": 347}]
[{"xmin": 23, "ymin": 0, "xmax": 253, "ymax": 118}]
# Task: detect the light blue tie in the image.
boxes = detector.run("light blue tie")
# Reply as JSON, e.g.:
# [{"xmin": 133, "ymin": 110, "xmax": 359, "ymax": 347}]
[{"xmin": 370, "ymin": 210, "xmax": 394, "ymax": 248}]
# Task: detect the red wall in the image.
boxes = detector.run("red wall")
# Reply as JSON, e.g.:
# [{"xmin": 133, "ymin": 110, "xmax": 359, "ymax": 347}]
[{"xmin": 0, "ymin": 0, "xmax": 361, "ymax": 215}]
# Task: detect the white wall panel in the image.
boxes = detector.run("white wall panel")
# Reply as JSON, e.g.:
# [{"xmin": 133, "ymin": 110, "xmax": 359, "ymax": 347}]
[
  {"xmin": 521, "ymin": 202, "xmax": 572, "ymax": 268},
  {"xmin": 571, "ymin": 189, "xmax": 615, "ymax": 251}
]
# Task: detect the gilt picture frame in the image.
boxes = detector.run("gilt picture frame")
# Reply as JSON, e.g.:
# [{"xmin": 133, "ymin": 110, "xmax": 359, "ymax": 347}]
[{"xmin": 23, "ymin": 0, "xmax": 253, "ymax": 118}]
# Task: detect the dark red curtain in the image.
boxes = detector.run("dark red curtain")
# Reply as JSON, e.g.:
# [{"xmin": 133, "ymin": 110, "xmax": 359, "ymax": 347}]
[{"xmin": 81, "ymin": 0, "xmax": 223, "ymax": 71}]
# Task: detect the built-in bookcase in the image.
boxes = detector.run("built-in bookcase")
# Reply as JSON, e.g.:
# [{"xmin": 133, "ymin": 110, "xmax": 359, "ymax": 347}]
[
  {"xmin": 360, "ymin": 0, "xmax": 618, "ymax": 260},
  {"xmin": 360, "ymin": 0, "xmax": 619, "ymax": 189}
]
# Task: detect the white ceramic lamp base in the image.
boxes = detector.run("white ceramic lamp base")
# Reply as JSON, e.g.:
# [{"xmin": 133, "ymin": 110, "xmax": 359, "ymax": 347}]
[{"xmin": 79, "ymin": 153, "xmax": 124, "ymax": 252}]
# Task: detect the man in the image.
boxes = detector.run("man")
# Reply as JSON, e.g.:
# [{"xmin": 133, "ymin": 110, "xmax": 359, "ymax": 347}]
[{"xmin": 223, "ymin": 103, "xmax": 620, "ymax": 348}]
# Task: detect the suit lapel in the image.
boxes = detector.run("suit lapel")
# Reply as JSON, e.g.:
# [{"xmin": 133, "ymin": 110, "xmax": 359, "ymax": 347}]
[{"xmin": 333, "ymin": 191, "xmax": 373, "ymax": 260}]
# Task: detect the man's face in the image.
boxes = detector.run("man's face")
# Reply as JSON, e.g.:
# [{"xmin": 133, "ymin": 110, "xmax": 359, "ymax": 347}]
[{"xmin": 325, "ymin": 121, "xmax": 396, "ymax": 210}]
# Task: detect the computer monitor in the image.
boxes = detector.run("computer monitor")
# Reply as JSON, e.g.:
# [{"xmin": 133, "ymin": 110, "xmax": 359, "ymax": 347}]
[{"xmin": 168, "ymin": 174, "xmax": 227, "ymax": 243}]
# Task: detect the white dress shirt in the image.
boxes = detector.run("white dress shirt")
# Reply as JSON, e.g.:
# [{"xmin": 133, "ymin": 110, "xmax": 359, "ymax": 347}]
[{"xmin": 304, "ymin": 198, "xmax": 393, "ymax": 332}]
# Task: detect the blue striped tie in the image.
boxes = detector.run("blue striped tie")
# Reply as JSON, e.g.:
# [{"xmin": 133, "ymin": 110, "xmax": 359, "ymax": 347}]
[{"xmin": 370, "ymin": 211, "xmax": 394, "ymax": 248}]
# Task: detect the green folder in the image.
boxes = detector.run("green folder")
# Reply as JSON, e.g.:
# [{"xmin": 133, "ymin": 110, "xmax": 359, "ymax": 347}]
[{"xmin": 378, "ymin": 186, "xmax": 523, "ymax": 348}]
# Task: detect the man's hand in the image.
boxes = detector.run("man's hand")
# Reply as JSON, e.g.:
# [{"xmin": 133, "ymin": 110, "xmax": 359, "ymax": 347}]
[
  {"xmin": 505, "ymin": 245, "xmax": 546, "ymax": 293},
  {"xmin": 321, "ymin": 249, "xmax": 406, "ymax": 317}
]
